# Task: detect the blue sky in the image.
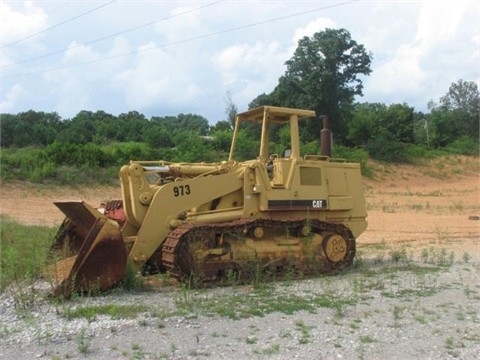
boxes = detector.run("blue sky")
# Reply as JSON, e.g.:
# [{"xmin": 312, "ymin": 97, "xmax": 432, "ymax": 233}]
[{"xmin": 1, "ymin": 0, "xmax": 478, "ymax": 123}]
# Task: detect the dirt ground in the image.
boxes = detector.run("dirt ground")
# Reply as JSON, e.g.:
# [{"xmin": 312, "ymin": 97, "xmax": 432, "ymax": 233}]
[{"xmin": 1, "ymin": 155, "xmax": 479, "ymax": 256}]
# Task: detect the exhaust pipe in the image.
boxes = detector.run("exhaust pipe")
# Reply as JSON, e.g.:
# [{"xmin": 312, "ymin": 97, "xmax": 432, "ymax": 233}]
[{"xmin": 320, "ymin": 115, "xmax": 332, "ymax": 157}]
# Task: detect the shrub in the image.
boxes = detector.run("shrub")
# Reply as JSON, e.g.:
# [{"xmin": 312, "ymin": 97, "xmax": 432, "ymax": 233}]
[
  {"xmin": 445, "ymin": 136, "xmax": 479, "ymax": 156},
  {"xmin": 103, "ymin": 142, "xmax": 160, "ymax": 166},
  {"xmin": 44, "ymin": 141, "xmax": 114, "ymax": 167},
  {"xmin": 366, "ymin": 132, "xmax": 408, "ymax": 163},
  {"xmin": 332, "ymin": 145, "xmax": 372, "ymax": 177}
]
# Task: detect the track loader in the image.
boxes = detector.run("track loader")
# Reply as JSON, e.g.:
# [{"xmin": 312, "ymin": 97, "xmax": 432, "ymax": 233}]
[{"xmin": 50, "ymin": 106, "xmax": 367, "ymax": 296}]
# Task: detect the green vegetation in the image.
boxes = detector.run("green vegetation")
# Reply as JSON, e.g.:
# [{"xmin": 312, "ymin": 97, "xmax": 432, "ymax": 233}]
[
  {"xmin": 62, "ymin": 304, "xmax": 148, "ymax": 321},
  {"xmin": 0, "ymin": 216, "xmax": 54, "ymax": 290}
]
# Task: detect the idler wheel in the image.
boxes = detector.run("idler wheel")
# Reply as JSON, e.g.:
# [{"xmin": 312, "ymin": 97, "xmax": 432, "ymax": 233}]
[{"xmin": 322, "ymin": 233, "xmax": 348, "ymax": 263}]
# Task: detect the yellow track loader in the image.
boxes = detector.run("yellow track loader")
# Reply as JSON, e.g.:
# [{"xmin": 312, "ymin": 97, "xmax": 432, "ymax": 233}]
[{"xmin": 50, "ymin": 106, "xmax": 367, "ymax": 296}]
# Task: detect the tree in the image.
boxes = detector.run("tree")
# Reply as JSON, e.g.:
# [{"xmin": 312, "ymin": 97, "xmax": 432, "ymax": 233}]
[
  {"xmin": 224, "ymin": 92, "xmax": 237, "ymax": 129},
  {"xmin": 382, "ymin": 103, "xmax": 414, "ymax": 144},
  {"xmin": 0, "ymin": 111, "xmax": 62, "ymax": 147},
  {"xmin": 430, "ymin": 80, "xmax": 480, "ymax": 147},
  {"xmin": 347, "ymin": 103, "xmax": 385, "ymax": 147},
  {"xmin": 440, "ymin": 80, "xmax": 479, "ymax": 139},
  {"xmin": 265, "ymin": 28, "xmax": 372, "ymax": 143}
]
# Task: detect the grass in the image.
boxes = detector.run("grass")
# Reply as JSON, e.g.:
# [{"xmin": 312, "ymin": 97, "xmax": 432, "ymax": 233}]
[
  {"xmin": 60, "ymin": 304, "xmax": 149, "ymax": 321},
  {"xmin": 0, "ymin": 216, "xmax": 55, "ymax": 290},
  {"xmin": 174, "ymin": 285, "xmax": 359, "ymax": 320}
]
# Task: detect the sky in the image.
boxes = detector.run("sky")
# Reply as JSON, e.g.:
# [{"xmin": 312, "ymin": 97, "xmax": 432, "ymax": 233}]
[{"xmin": 1, "ymin": 0, "xmax": 479, "ymax": 124}]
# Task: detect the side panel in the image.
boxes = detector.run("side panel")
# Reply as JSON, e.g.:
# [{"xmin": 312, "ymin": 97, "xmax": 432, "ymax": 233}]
[{"xmin": 253, "ymin": 159, "xmax": 367, "ymax": 238}]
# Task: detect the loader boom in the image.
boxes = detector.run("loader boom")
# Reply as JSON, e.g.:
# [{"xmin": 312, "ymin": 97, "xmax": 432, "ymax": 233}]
[{"xmin": 126, "ymin": 167, "xmax": 244, "ymax": 268}]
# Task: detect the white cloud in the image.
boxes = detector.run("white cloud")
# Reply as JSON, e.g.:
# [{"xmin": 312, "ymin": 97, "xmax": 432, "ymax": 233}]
[
  {"xmin": 0, "ymin": 84, "xmax": 26, "ymax": 112},
  {"xmin": 114, "ymin": 42, "xmax": 204, "ymax": 109},
  {"xmin": 0, "ymin": 1, "xmax": 47, "ymax": 43},
  {"xmin": 363, "ymin": 0, "xmax": 479, "ymax": 108},
  {"xmin": 62, "ymin": 42, "xmax": 100, "ymax": 64},
  {"xmin": 212, "ymin": 40, "xmax": 290, "ymax": 110},
  {"xmin": 293, "ymin": 17, "xmax": 337, "ymax": 43}
]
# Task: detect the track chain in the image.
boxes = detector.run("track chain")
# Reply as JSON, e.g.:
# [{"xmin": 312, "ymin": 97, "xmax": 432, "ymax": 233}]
[{"xmin": 161, "ymin": 218, "xmax": 355, "ymax": 282}]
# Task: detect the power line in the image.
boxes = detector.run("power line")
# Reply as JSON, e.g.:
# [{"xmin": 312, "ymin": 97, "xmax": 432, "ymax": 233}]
[
  {"xmin": 2, "ymin": 0, "xmax": 225, "ymax": 68},
  {"xmin": 2, "ymin": 0, "xmax": 359, "ymax": 78},
  {"xmin": 1, "ymin": 0, "xmax": 118, "ymax": 49}
]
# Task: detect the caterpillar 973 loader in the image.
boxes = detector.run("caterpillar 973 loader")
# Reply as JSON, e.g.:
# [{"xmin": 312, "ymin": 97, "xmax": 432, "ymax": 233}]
[{"xmin": 50, "ymin": 106, "xmax": 367, "ymax": 296}]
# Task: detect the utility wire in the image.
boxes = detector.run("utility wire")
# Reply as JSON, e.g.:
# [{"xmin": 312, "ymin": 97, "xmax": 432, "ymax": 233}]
[
  {"xmin": 2, "ymin": 0, "xmax": 225, "ymax": 68},
  {"xmin": 3, "ymin": 0, "xmax": 358, "ymax": 78},
  {"xmin": 1, "ymin": 0, "xmax": 118, "ymax": 49}
]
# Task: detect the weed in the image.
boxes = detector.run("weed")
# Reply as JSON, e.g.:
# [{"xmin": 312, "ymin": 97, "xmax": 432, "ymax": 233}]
[
  {"xmin": 462, "ymin": 252, "xmax": 471, "ymax": 264},
  {"xmin": 359, "ymin": 334, "xmax": 376, "ymax": 343},
  {"xmin": 10, "ymin": 283, "xmax": 42, "ymax": 314},
  {"xmin": 392, "ymin": 305, "xmax": 405, "ymax": 328},
  {"xmin": 76, "ymin": 328, "xmax": 90, "ymax": 354},
  {"xmin": 414, "ymin": 314, "xmax": 427, "ymax": 324},
  {"xmin": 122, "ymin": 259, "xmax": 144, "ymax": 291},
  {"xmin": 445, "ymin": 336, "xmax": 456, "ymax": 350},
  {"xmin": 260, "ymin": 343, "xmax": 280, "ymax": 355},
  {"xmin": 450, "ymin": 201, "xmax": 464, "ymax": 212},
  {"xmin": 389, "ymin": 248, "xmax": 408, "ymax": 264},
  {"xmin": 381, "ymin": 203, "xmax": 397, "ymax": 213},
  {"xmin": 295, "ymin": 319, "xmax": 311, "ymax": 344},
  {"xmin": 170, "ymin": 343, "xmax": 178, "ymax": 357}
]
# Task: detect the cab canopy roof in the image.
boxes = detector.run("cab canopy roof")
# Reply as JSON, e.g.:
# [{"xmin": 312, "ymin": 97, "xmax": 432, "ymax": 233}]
[{"xmin": 235, "ymin": 106, "xmax": 316, "ymax": 124}]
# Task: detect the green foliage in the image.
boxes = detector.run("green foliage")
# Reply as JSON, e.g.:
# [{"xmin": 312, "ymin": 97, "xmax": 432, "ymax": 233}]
[
  {"xmin": 445, "ymin": 136, "xmax": 479, "ymax": 156},
  {"xmin": 210, "ymin": 129, "xmax": 233, "ymax": 156},
  {"xmin": 63, "ymin": 304, "xmax": 148, "ymax": 321},
  {"xmin": 103, "ymin": 142, "xmax": 160, "ymax": 165},
  {"xmin": 366, "ymin": 130, "xmax": 408, "ymax": 163},
  {"xmin": 230, "ymin": 129, "xmax": 260, "ymax": 161},
  {"xmin": 171, "ymin": 131, "xmax": 216, "ymax": 162},
  {"xmin": 429, "ymin": 80, "xmax": 480, "ymax": 147},
  {"xmin": 0, "ymin": 147, "xmax": 118, "ymax": 185},
  {"xmin": 0, "ymin": 216, "xmax": 54, "ymax": 290},
  {"xmin": 269, "ymin": 28, "xmax": 373, "ymax": 143},
  {"xmin": 44, "ymin": 141, "xmax": 113, "ymax": 167},
  {"xmin": 122, "ymin": 259, "xmax": 144, "ymax": 291},
  {"xmin": 332, "ymin": 145, "xmax": 372, "ymax": 176},
  {"xmin": 0, "ymin": 111, "xmax": 62, "ymax": 147}
]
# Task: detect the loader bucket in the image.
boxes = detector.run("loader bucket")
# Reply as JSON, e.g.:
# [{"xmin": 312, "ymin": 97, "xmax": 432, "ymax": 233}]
[{"xmin": 50, "ymin": 201, "xmax": 127, "ymax": 297}]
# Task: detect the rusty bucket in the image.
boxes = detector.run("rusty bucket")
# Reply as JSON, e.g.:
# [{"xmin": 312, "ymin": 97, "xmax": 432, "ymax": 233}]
[{"xmin": 50, "ymin": 201, "xmax": 127, "ymax": 297}]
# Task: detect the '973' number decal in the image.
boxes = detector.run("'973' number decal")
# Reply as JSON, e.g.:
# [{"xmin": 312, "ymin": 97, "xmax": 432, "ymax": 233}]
[{"xmin": 173, "ymin": 185, "xmax": 191, "ymax": 197}]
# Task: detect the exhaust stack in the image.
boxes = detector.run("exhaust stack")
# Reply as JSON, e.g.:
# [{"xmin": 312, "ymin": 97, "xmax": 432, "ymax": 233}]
[{"xmin": 320, "ymin": 115, "xmax": 332, "ymax": 157}]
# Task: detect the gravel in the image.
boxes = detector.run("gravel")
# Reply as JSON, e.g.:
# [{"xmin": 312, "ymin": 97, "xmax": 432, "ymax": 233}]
[{"xmin": 1, "ymin": 249, "xmax": 480, "ymax": 360}]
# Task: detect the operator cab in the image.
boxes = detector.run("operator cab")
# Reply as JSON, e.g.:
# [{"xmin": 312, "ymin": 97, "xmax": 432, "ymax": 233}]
[{"xmin": 229, "ymin": 106, "xmax": 316, "ymax": 188}]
